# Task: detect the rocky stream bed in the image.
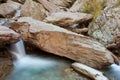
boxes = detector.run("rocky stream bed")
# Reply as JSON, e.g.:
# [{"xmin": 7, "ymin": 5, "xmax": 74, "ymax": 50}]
[{"xmin": 0, "ymin": 0, "xmax": 120, "ymax": 80}]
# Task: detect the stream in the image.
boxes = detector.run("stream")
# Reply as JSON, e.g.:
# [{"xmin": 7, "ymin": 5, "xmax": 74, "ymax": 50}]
[
  {"xmin": 3, "ymin": 39, "xmax": 120, "ymax": 80},
  {"xmin": 5, "ymin": 40, "xmax": 89, "ymax": 80}
]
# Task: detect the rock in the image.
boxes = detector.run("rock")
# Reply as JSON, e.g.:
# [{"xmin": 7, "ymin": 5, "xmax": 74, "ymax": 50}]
[
  {"xmin": 37, "ymin": 0, "xmax": 61, "ymax": 13},
  {"xmin": 88, "ymin": 1, "xmax": 120, "ymax": 54},
  {"xmin": 36, "ymin": 0, "xmax": 75, "ymax": 12},
  {"xmin": 0, "ymin": 1, "xmax": 21, "ymax": 18},
  {"xmin": 0, "ymin": 26, "xmax": 20, "ymax": 46},
  {"xmin": 107, "ymin": 33, "xmax": 120, "ymax": 54},
  {"xmin": 0, "ymin": 58, "xmax": 13, "ymax": 80},
  {"xmin": 69, "ymin": 0, "xmax": 107, "ymax": 21},
  {"xmin": 69, "ymin": 0, "xmax": 89, "ymax": 12},
  {"xmin": 69, "ymin": 0, "xmax": 106, "ymax": 12},
  {"xmin": 48, "ymin": 0, "xmax": 75, "ymax": 10},
  {"xmin": 0, "ymin": 48, "xmax": 13, "ymax": 80},
  {"xmin": 72, "ymin": 62, "xmax": 109, "ymax": 80},
  {"xmin": 44, "ymin": 12, "xmax": 93, "ymax": 28},
  {"xmin": 105, "ymin": 0, "xmax": 120, "ymax": 8},
  {"xmin": 21, "ymin": 0, "xmax": 47, "ymax": 21},
  {"xmin": 10, "ymin": 17, "xmax": 118, "ymax": 69}
]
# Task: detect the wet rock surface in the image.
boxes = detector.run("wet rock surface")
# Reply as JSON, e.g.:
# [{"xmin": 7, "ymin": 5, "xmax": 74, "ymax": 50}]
[{"xmin": 0, "ymin": 26, "xmax": 20, "ymax": 46}]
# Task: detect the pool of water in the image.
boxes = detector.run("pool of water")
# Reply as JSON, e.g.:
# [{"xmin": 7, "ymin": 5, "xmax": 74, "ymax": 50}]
[{"xmin": 5, "ymin": 51, "xmax": 89, "ymax": 80}]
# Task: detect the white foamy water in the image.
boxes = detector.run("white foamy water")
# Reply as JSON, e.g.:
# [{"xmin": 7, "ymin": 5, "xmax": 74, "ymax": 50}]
[
  {"xmin": 6, "ymin": 39, "xmax": 71, "ymax": 80},
  {"xmin": 13, "ymin": 55, "xmax": 57, "ymax": 70},
  {"xmin": 8, "ymin": 39, "xmax": 57, "ymax": 70},
  {"xmin": 9, "ymin": 39, "xmax": 26, "ymax": 59},
  {"xmin": 110, "ymin": 64, "xmax": 120, "ymax": 71}
]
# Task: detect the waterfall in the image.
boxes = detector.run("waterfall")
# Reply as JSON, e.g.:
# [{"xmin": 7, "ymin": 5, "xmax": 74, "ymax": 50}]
[
  {"xmin": 8, "ymin": 39, "xmax": 57, "ymax": 70},
  {"xmin": 8, "ymin": 39, "xmax": 26, "ymax": 59}
]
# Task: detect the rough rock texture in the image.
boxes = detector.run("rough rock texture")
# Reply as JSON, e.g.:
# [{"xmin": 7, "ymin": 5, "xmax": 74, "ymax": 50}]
[
  {"xmin": 72, "ymin": 62, "xmax": 108, "ymax": 80},
  {"xmin": 44, "ymin": 12, "xmax": 93, "ymax": 28},
  {"xmin": 88, "ymin": 1, "xmax": 120, "ymax": 54},
  {"xmin": 49, "ymin": 0, "xmax": 75, "ymax": 10},
  {"xmin": 0, "ymin": 1, "xmax": 21, "ymax": 18},
  {"xmin": 21, "ymin": 0, "xmax": 47, "ymax": 21},
  {"xmin": 37, "ymin": 0, "xmax": 61, "ymax": 13},
  {"xmin": 0, "ymin": 48, "xmax": 13, "ymax": 80},
  {"xmin": 10, "ymin": 17, "xmax": 119, "ymax": 69},
  {"xmin": 106, "ymin": 33, "xmax": 120, "ymax": 55},
  {"xmin": 67, "ymin": 28, "xmax": 88, "ymax": 34},
  {"xmin": 0, "ymin": 26, "xmax": 20, "ymax": 46}
]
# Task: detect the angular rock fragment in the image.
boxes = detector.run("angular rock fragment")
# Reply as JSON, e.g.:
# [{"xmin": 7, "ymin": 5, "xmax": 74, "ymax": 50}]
[
  {"xmin": 0, "ymin": 26, "xmax": 20, "ymax": 46},
  {"xmin": 37, "ymin": 0, "xmax": 61, "ymax": 13},
  {"xmin": 0, "ymin": 1, "xmax": 21, "ymax": 18},
  {"xmin": 21, "ymin": 0, "xmax": 47, "ymax": 20},
  {"xmin": 49, "ymin": 0, "xmax": 75, "ymax": 10},
  {"xmin": 69, "ymin": 0, "xmax": 89, "ymax": 12},
  {"xmin": 44, "ymin": 12, "xmax": 93, "ymax": 28},
  {"xmin": 72, "ymin": 62, "xmax": 108, "ymax": 80}
]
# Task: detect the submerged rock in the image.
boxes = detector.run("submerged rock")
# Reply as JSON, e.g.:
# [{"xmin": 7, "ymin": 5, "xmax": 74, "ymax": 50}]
[
  {"xmin": 44, "ymin": 12, "xmax": 93, "ymax": 28},
  {"xmin": 11, "ymin": 17, "xmax": 118, "ymax": 69},
  {"xmin": 0, "ymin": 26, "xmax": 20, "ymax": 46},
  {"xmin": 0, "ymin": 0, "xmax": 21, "ymax": 18}
]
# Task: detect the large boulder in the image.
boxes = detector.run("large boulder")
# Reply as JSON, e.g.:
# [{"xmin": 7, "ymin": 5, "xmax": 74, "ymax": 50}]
[
  {"xmin": 88, "ymin": 0, "xmax": 120, "ymax": 54},
  {"xmin": 0, "ymin": 26, "xmax": 20, "ymax": 46},
  {"xmin": 10, "ymin": 17, "xmax": 118, "ymax": 69}
]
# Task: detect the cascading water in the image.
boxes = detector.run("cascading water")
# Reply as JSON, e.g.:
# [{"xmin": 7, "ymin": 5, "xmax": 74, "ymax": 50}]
[
  {"xmin": 8, "ymin": 39, "xmax": 57, "ymax": 69},
  {"xmin": 5, "ymin": 39, "xmax": 76, "ymax": 80},
  {"xmin": 8, "ymin": 39, "xmax": 26, "ymax": 59},
  {"xmin": 7, "ymin": 39, "xmax": 120, "ymax": 80}
]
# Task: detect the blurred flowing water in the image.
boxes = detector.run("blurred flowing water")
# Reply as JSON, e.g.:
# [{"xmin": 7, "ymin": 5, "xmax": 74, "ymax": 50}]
[
  {"xmin": 5, "ymin": 39, "xmax": 120, "ymax": 80},
  {"xmin": 5, "ymin": 40, "xmax": 79, "ymax": 80},
  {"xmin": 102, "ymin": 64, "xmax": 120, "ymax": 80}
]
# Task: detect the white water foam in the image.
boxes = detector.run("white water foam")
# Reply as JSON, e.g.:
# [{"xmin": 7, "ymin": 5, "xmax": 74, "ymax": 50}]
[{"xmin": 8, "ymin": 39, "xmax": 57, "ymax": 70}]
